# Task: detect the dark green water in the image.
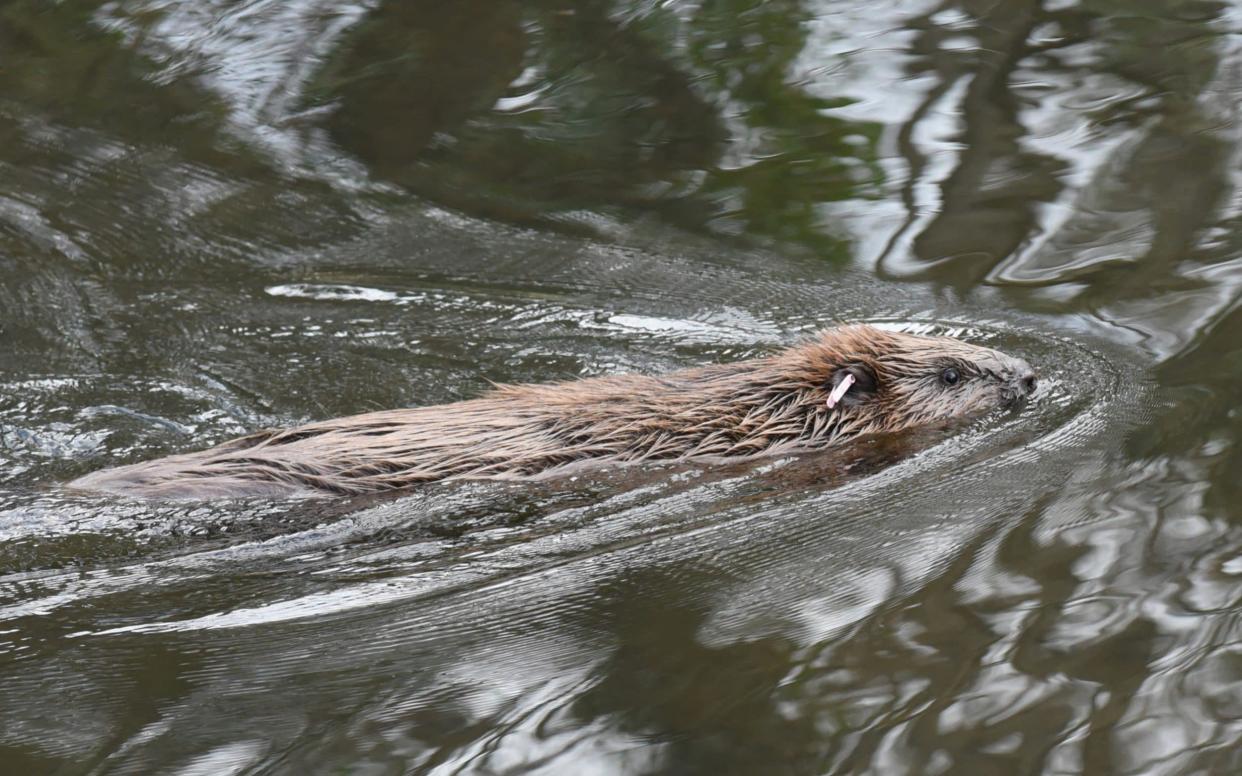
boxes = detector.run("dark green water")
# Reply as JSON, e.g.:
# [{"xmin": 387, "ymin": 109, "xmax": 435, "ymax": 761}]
[{"xmin": 1, "ymin": 0, "xmax": 1239, "ymax": 773}]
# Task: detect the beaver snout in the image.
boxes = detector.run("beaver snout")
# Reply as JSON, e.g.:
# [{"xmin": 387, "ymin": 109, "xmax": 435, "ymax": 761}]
[
  {"xmin": 1003, "ymin": 358, "xmax": 1037, "ymax": 405},
  {"xmin": 1016, "ymin": 360, "xmax": 1036, "ymax": 395}
]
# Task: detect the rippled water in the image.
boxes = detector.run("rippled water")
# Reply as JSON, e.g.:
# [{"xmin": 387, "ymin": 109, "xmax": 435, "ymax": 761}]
[{"xmin": 2, "ymin": 0, "xmax": 1241, "ymax": 773}]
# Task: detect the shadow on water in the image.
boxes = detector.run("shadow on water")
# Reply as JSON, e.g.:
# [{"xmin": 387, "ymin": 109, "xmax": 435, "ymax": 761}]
[{"xmin": 1, "ymin": 0, "xmax": 1241, "ymax": 773}]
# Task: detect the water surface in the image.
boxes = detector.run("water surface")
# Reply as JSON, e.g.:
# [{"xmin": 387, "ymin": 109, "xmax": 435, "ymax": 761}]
[{"xmin": 1, "ymin": 0, "xmax": 1239, "ymax": 773}]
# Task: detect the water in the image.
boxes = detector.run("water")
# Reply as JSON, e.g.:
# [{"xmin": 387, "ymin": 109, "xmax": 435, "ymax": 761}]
[{"xmin": 0, "ymin": 0, "xmax": 1238, "ymax": 772}]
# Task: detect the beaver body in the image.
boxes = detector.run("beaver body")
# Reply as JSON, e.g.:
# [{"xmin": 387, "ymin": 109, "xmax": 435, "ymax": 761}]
[{"xmin": 70, "ymin": 325, "xmax": 1035, "ymax": 499}]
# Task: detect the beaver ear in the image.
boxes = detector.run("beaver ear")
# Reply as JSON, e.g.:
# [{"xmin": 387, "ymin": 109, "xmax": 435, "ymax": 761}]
[{"xmin": 829, "ymin": 364, "xmax": 878, "ymax": 406}]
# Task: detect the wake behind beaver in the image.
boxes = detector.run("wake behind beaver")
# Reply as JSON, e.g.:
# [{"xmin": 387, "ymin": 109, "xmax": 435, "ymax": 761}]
[{"xmin": 69, "ymin": 325, "xmax": 1036, "ymax": 499}]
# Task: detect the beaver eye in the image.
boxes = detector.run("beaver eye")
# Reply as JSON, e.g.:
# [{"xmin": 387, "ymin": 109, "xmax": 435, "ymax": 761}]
[{"xmin": 940, "ymin": 367, "xmax": 960, "ymax": 386}]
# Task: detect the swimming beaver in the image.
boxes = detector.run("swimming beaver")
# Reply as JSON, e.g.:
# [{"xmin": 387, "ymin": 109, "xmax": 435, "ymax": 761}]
[{"xmin": 70, "ymin": 325, "xmax": 1035, "ymax": 499}]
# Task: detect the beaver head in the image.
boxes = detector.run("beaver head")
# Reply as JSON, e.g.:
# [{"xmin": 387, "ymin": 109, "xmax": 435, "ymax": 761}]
[{"xmin": 796, "ymin": 325, "xmax": 1037, "ymax": 439}]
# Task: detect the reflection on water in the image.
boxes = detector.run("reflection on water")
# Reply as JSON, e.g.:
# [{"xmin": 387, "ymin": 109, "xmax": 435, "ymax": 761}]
[{"xmin": 2, "ymin": 0, "xmax": 1242, "ymax": 773}]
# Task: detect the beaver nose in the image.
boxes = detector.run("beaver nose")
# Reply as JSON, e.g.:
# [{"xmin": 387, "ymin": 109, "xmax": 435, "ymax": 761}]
[{"xmin": 1012, "ymin": 359, "xmax": 1036, "ymax": 396}]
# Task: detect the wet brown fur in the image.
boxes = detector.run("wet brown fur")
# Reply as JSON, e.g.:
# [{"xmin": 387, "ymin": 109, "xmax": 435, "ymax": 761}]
[{"xmin": 70, "ymin": 325, "xmax": 1035, "ymax": 499}]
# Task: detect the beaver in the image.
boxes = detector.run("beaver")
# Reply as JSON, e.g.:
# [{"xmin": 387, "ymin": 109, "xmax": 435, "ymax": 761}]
[{"xmin": 69, "ymin": 325, "xmax": 1036, "ymax": 499}]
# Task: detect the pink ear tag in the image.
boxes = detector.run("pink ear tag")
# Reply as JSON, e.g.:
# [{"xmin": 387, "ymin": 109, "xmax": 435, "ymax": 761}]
[{"xmin": 826, "ymin": 372, "xmax": 855, "ymax": 410}]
